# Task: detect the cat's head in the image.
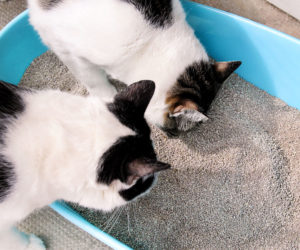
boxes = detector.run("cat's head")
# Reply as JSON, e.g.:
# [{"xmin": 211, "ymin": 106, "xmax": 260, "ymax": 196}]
[
  {"xmin": 162, "ymin": 60, "xmax": 241, "ymax": 137},
  {"xmin": 97, "ymin": 80, "xmax": 170, "ymax": 209}
]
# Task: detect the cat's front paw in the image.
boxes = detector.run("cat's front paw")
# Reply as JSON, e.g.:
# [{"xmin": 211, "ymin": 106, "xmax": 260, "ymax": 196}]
[
  {"xmin": 0, "ymin": 229, "xmax": 46, "ymax": 250},
  {"xmin": 27, "ymin": 234, "xmax": 45, "ymax": 250}
]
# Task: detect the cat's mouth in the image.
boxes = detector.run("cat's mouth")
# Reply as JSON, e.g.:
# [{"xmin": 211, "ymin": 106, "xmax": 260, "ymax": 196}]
[
  {"xmin": 159, "ymin": 111, "xmax": 181, "ymax": 138},
  {"xmin": 119, "ymin": 174, "xmax": 157, "ymax": 201},
  {"xmin": 159, "ymin": 126, "xmax": 180, "ymax": 138}
]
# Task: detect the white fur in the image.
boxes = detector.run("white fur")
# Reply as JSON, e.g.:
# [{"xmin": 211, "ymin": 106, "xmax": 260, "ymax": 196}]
[
  {"xmin": 0, "ymin": 90, "xmax": 134, "ymax": 249},
  {"xmin": 27, "ymin": 0, "xmax": 209, "ymax": 127},
  {"xmin": 170, "ymin": 109, "xmax": 209, "ymax": 131}
]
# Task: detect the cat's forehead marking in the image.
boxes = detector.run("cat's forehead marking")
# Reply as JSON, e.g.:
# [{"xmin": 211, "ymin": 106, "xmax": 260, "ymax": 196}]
[
  {"xmin": 165, "ymin": 61, "xmax": 212, "ymax": 113},
  {"xmin": 122, "ymin": 0, "xmax": 173, "ymax": 27},
  {"xmin": 161, "ymin": 61, "xmax": 217, "ymax": 136},
  {"xmin": 40, "ymin": 0, "xmax": 62, "ymax": 9}
]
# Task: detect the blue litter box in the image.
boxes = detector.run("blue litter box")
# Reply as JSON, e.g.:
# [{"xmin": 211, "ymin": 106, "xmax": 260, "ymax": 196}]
[{"xmin": 0, "ymin": 1, "xmax": 299, "ymax": 249}]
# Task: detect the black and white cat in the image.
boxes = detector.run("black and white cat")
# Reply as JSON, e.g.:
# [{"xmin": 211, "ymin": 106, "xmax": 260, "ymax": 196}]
[
  {"xmin": 27, "ymin": 0, "xmax": 241, "ymax": 136},
  {"xmin": 0, "ymin": 80, "xmax": 170, "ymax": 249}
]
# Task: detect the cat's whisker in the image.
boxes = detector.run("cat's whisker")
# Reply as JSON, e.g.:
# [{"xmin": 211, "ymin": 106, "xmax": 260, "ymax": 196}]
[
  {"xmin": 126, "ymin": 205, "xmax": 131, "ymax": 236},
  {"xmin": 102, "ymin": 208, "xmax": 120, "ymax": 231},
  {"xmin": 107, "ymin": 207, "xmax": 124, "ymax": 234},
  {"xmin": 103, "ymin": 209, "xmax": 118, "ymax": 226},
  {"xmin": 104, "ymin": 207, "xmax": 120, "ymax": 232},
  {"xmin": 132, "ymin": 202, "xmax": 138, "ymax": 225}
]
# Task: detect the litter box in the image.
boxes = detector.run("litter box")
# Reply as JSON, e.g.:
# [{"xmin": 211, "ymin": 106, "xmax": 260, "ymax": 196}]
[{"xmin": 0, "ymin": 0, "xmax": 299, "ymax": 249}]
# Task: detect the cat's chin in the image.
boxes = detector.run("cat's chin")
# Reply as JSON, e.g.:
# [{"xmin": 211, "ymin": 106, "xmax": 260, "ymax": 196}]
[
  {"xmin": 156, "ymin": 123, "xmax": 180, "ymax": 138},
  {"xmin": 91, "ymin": 198, "xmax": 128, "ymax": 213},
  {"xmin": 160, "ymin": 127, "xmax": 180, "ymax": 138}
]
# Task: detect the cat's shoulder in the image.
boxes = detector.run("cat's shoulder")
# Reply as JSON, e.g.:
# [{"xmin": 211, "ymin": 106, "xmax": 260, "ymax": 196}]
[
  {"xmin": 39, "ymin": 0, "xmax": 173, "ymax": 28},
  {"xmin": 122, "ymin": 0, "xmax": 173, "ymax": 27}
]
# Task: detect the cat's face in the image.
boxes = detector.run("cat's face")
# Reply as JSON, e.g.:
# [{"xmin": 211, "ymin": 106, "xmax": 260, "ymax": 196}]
[
  {"xmin": 97, "ymin": 80, "xmax": 170, "ymax": 205},
  {"xmin": 162, "ymin": 60, "xmax": 241, "ymax": 137}
]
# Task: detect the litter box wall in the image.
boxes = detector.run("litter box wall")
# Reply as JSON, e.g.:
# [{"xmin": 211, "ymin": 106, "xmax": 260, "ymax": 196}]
[
  {"xmin": 0, "ymin": 1, "xmax": 299, "ymax": 249},
  {"xmin": 181, "ymin": 0, "xmax": 300, "ymax": 110}
]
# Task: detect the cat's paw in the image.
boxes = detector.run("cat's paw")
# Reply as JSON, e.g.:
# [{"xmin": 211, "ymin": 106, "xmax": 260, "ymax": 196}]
[
  {"xmin": 0, "ymin": 230, "xmax": 45, "ymax": 250},
  {"xmin": 27, "ymin": 234, "xmax": 46, "ymax": 250}
]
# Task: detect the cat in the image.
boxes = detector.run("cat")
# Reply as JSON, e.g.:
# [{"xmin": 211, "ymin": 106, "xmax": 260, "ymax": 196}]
[
  {"xmin": 27, "ymin": 0, "xmax": 241, "ymax": 137},
  {"xmin": 0, "ymin": 79, "xmax": 170, "ymax": 249}
]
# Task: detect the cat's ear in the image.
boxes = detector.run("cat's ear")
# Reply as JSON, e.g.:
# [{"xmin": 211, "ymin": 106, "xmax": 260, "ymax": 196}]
[
  {"xmin": 169, "ymin": 99, "xmax": 208, "ymax": 132},
  {"xmin": 114, "ymin": 80, "xmax": 155, "ymax": 115},
  {"xmin": 126, "ymin": 158, "xmax": 171, "ymax": 185},
  {"xmin": 213, "ymin": 61, "xmax": 241, "ymax": 83},
  {"xmin": 170, "ymin": 108, "xmax": 208, "ymax": 132}
]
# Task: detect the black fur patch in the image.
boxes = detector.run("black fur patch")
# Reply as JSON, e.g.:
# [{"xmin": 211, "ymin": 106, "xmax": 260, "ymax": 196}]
[
  {"xmin": 97, "ymin": 135, "xmax": 156, "ymax": 185},
  {"xmin": 0, "ymin": 81, "xmax": 25, "ymax": 114},
  {"xmin": 163, "ymin": 60, "xmax": 241, "ymax": 136},
  {"xmin": 120, "ymin": 175, "xmax": 155, "ymax": 201},
  {"xmin": 0, "ymin": 156, "xmax": 16, "ymax": 202},
  {"xmin": 40, "ymin": 0, "xmax": 62, "ymax": 9},
  {"xmin": 97, "ymin": 80, "xmax": 164, "ymax": 200},
  {"xmin": 122, "ymin": 0, "xmax": 173, "ymax": 27},
  {"xmin": 107, "ymin": 80, "xmax": 155, "ymax": 135},
  {"xmin": 97, "ymin": 81, "xmax": 155, "ymax": 183},
  {"xmin": 172, "ymin": 61, "xmax": 223, "ymax": 113},
  {"xmin": 162, "ymin": 61, "xmax": 226, "ymax": 136},
  {"xmin": 0, "ymin": 81, "xmax": 25, "ymax": 143},
  {"xmin": 97, "ymin": 134, "xmax": 159, "ymax": 201},
  {"xmin": 0, "ymin": 81, "xmax": 25, "ymax": 202}
]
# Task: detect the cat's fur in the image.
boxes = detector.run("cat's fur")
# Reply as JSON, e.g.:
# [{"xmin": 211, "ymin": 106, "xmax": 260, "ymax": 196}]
[
  {"xmin": 0, "ymin": 80, "xmax": 170, "ymax": 249},
  {"xmin": 27, "ymin": 0, "xmax": 241, "ymax": 136}
]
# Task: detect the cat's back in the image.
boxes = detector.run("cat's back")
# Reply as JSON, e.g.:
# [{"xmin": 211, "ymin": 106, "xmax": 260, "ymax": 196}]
[
  {"xmin": 0, "ymin": 82, "xmax": 92, "ymax": 151},
  {"xmin": 0, "ymin": 81, "xmax": 125, "ymax": 142},
  {"xmin": 28, "ymin": 0, "xmax": 152, "ymax": 61},
  {"xmin": 27, "ymin": 0, "xmax": 186, "ymax": 65}
]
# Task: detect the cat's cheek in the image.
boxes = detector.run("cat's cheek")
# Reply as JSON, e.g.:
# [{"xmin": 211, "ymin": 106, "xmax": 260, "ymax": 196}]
[
  {"xmin": 113, "ymin": 191, "xmax": 129, "ymax": 209},
  {"xmin": 103, "ymin": 198, "xmax": 127, "ymax": 212},
  {"xmin": 100, "ymin": 193, "xmax": 128, "ymax": 212}
]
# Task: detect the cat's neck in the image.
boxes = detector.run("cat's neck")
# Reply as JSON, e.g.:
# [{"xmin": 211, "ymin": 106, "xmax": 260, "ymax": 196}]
[
  {"xmin": 110, "ymin": 12, "xmax": 208, "ymax": 83},
  {"xmin": 107, "ymin": 17, "xmax": 208, "ymax": 126}
]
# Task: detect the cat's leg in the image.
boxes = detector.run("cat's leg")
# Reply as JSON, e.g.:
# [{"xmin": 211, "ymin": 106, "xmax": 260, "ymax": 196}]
[
  {"xmin": 77, "ymin": 60, "xmax": 117, "ymax": 99},
  {"xmin": 0, "ymin": 199, "xmax": 45, "ymax": 250},
  {"xmin": 0, "ymin": 221, "xmax": 45, "ymax": 250},
  {"xmin": 59, "ymin": 53, "xmax": 117, "ymax": 99}
]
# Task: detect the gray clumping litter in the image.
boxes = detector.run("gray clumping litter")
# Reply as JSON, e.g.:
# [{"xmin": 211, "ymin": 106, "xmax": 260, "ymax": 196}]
[
  {"xmin": 19, "ymin": 51, "xmax": 88, "ymax": 96},
  {"xmin": 20, "ymin": 51, "xmax": 300, "ymax": 249}
]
